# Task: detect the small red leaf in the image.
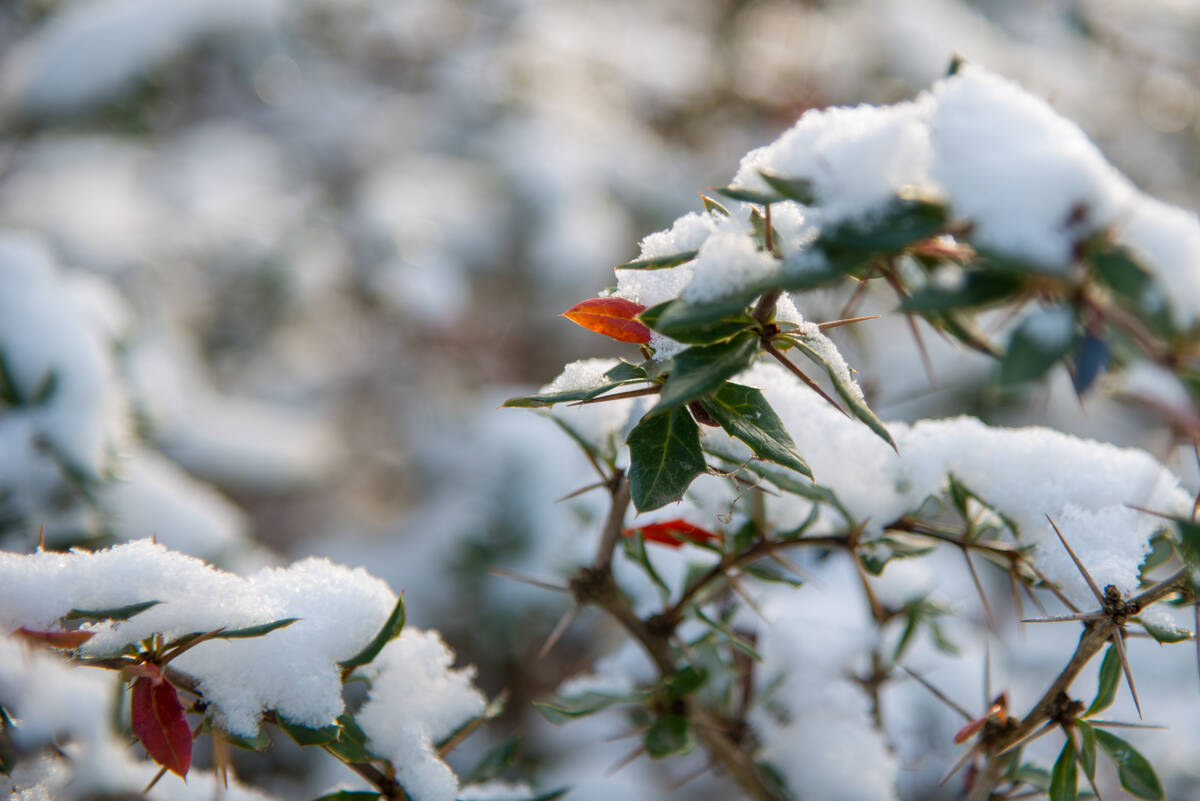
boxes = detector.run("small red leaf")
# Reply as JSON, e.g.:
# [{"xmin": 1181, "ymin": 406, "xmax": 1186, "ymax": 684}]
[
  {"xmin": 624, "ymin": 519, "xmax": 723, "ymax": 548},
  {"xmin": 14, "ymin": 627, "xmax": 95, "ymax": 649},
  {"xmin": 131, "ymin": 676, "xmax": 192, "ymax": 777},
  {"xmin": 562, "ymin": 297, "xmax": 651, "ymax": 344}
]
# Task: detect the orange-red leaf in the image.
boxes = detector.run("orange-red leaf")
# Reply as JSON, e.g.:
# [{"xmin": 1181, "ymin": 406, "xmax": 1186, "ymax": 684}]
[
  {"xmin": 131, "ymin": 675, "xmax": 192, "ymax": 777},
  {"xmin": 14, "ymin": 627, "xmax": 94, "ymax": 649},
  {"xmin": 562, "ymin": 297, "xmax": 651, "ymax": 344},
  {"xmin": 624, "ymin": 518, "xmax": 723, "ymax": 548}
]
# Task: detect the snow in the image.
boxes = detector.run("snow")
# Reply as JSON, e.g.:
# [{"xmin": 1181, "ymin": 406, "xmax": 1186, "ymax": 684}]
[
  {"xmin": 718, "ymin": 361, "xmax": 1190, "ymax": 607},
  {"xmin": 682, "ymin": 220, "xmax": 779, "ymax": 304},
  {"xmin": 635, "ymin": 211, "xmax": 720, "ymax": 260},
  {"xmin": 0, "ymin": 540, "xmax": 398, "ymax": 735},
  {"xmin": 357, "ymin": 630, "xmax": 487, "ymax": 801},
  {"xmin": 545, "ymin": 358, "xmax": 621, "ymax": 393}
]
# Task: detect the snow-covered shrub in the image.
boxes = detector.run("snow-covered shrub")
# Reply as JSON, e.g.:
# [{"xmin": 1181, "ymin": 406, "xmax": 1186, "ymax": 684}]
[{"xmin": 507, "ymin": 64, "xmax": 1200, "ymax": 801}]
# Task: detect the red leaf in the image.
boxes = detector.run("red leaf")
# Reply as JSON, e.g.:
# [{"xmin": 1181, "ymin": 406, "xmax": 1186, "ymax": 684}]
[
  {"xmin": 624, "ymin": 519, "xmax": 723, "ymax": 548},
  {"xmin": 562, "ymin": 297, "xmax": 651, "ymax": 344},
  {"xmin": 14, "ymin": 627, "xmax": 94, "ymax": 649},
  {"xmin": 131, "ymin": 676, "xmax": 192, "ymax": 777}
]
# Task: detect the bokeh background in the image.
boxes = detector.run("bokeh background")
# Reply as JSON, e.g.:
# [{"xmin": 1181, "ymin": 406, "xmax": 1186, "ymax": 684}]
[{"xmin": 2, "ymin": 0, "xmax": 1200, "ymax": 798}]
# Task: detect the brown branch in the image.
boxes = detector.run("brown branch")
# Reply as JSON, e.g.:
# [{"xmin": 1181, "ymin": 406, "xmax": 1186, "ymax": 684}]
[{"xmin": 592, "ymin": 470, "xmax": 631, "ymax": 573}]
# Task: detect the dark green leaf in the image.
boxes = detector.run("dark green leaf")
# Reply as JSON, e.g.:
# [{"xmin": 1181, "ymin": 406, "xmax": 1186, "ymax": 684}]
[
  {"xmin": 64, "ymin": 600, "xmax": 161, "ymax": 622},
  {"xmin": 787, "ymin": 337, "xmax": 896, "ymax": 450},
  {"xmin": 818, "ymin": 197, "xmax": 946, "ymax": 253},
  {"xmin": 1093, "ymin": 728, "xmax": 1163, "ymax": 799},
  {"xmin": 643, "ymin": 715, "xmax": 691, "ymax": 758},
  {"xmin": 604, "ymin": 360, "xmax": 648, "ymax": 382},
  {"xmin": 325, "ymin": 714, "xmax": 373, "ymax": 763},
  {"xmin": 535, "ymin": 692, "xmax": 632, "ymax": 725},
  {"xmin": 218, "ymin": 725, "xmax": 271, "ymax": 751},
  {"xmin": 1085, "ymin": 644, "xmax": 1121, "ymax": 717},
  {"xmin": 652, "ymin": 335, "xmax": 760, "ymax": 414},
  {"xmin": 902, "ymin": 271, "xmax": 1022, "ymax": 313},
  {"xmin": 1010, "ymin": 763, "xmax": 1052, "ymax": 790},
  {"xmin": 892, "ymin": 604, "xmax": 921, "ymax": 663},
  {"xmin": 693, "ymin": 606, "xmax": 762, "ymax": 660},
  {"xmin": 651, "ymin": 291, "xmax": 761, "ymax": 337},
  {"xmin": 928, "ymin": 309, "xmax": 1003, "ymax": 357},
  {"xmin": 1089, "ymin": 242, "xmax": 1153, "ymax": 304},
  {"xmin": 700, "ymin": 383, "xmax": 810, "ymax": 478},
  {"xmin": 741, "ymin": 559, "xmax": 804, "ymax": 587},
  {"xmin": 339, "ymin": 597, "xmax": 405, "ymax": 670},
  {"xmin": 463, "ymin": 736, "xmax": 520, "ymax": 785},
  {"xmin": 712, "ymin": 185, "xmax": 782, "ymax": 205},
  {"xmin": 309, "ymin": 791, "xmax": 381, "ymax": 800},
  {"xmin": 1000, "ymin": 306, "xmax": 1078, "ymax": 384},
  {"xmin": 758, "ymin": 171, "xmax": 815, "ymax": 205},
  {"xmin": 31, "ymin": 371, "xmax": 58, "ymax": 405},
  {"xmin": 502, "ymin": 376, "xmax": 649, "ymax": 408},
  {"xmin": 1173, "ymin": 515, "xmax": 1200, "ymax": 567},
  {"xmin": 277, "ymin": 716, "xmax": 340, "ymax": 746},
  {"xmin": 621, "ymin": 532, "xmax": 670, "ymax": 596},
  {"xmin": 1077, "ymin": 721, "xmax": 1097, "ymax": 780},
  {"xmin": 616, "ymin": 250, "xmax": 699, "ymax": 271},
  {"xmin": 664, "ymin": 666, "xmax": 708, "ymax": 698},
  {"xmin": 640, "ymin": 303, "xmax": 756, "ymax": 346},
  {"xmin": 1072, "ymin": 334, "xmax": 1109, "ymax": 395},
  {"xmin": 1136, "ymin": 615, "xmax": 1192, "ymax": 643},
  {"xmin": 1050, "ymin": 738, "xmax": 1078, "ymax": 801},
  {"xmin": 627, "ymin": 406, "xmax": 707, "ymax": 512},
  {"xmin": 216, "ymin": 617, "xmax": 299, "ymax": 639}
]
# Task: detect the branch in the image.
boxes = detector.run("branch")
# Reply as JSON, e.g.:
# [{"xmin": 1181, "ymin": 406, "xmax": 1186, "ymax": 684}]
[{"xmin": 592, "ymin": 470, "xmax": 631, "ymax": 573}]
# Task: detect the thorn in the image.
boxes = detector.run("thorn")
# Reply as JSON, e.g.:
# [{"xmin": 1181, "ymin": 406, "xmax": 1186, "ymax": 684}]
[
  {"xmin": 997, "ymin": 719, "xmax": 1056, "ymax": 756},
  {"xmin": 1024, "ymin": 559, "xmax": 1079, "ymax": 614},
  {"xmin": 983, "ymin": 643, "xmax": 992, "ymax": 711},
  {"xmin": 568, "ymin": 386, "xmax": 661, "ymax": 406},
  {"xmin": 537, "ymin": 604, "xmax": 579, "ymax": 660},
  {"xmin": 817, "ymin": 314, "xmax": 881, "ymax": 332},
  {"xmin": 901, "ymin": 667, "xmax": 973, "ymax": 722},
  {"xmin": 939, "ymin": 746, "xmax": 976, "ymax": 787},
  {"xmin": 1008, "ymin": 569, "xmax": 1026, "ymax": 639},
  {"xmin": 762, "ymin": 341, "xmax": 850, "ymax": 418},
  {"xmin": 488, "ymin": 568, "xmax": 570, "ymax": 594},
  {"xmin": 557, "ymin": 481, "xmax": 608, "ymax": 502},
  {"xmin": 606, "ymin": 744, "xmax": 646, "ymax": 776},
  {"xmin": 964, "ymin": 550, "xmax": 996, "ymax": 630},
  {"xmin": 905, "ymin": 312, "xmax": 938, "ymax": 389},
  {"xmin": 838, "ymin": 263, "xmax": 879, "ymax": 319},
  {"xmin": 37, "ymin": 524, "xmax": 44, "ymax": 551},
  {"xmin": 1111, "ymin": 628, "xmax": 1143, "ymax": 719},
  {"xmin": 1020, "ymin": 612, "xmax": 1105, "ymax": 624},
  {"xmin": 143, "ymin": 765, "xmax": 169, "ymax": 794},
  {"xmin": 1084, "ymin": 720, "xmax": 1166, "ymax": 729},
  {"xmin": 1045, "ymin": 515, "xmax": 1105, "ymax": 605}
]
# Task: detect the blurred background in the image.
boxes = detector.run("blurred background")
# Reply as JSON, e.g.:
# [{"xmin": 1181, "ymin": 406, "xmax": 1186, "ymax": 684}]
[{"xmin": 1, "ymin": 0, "xmax": 1199, "ymax": 798}]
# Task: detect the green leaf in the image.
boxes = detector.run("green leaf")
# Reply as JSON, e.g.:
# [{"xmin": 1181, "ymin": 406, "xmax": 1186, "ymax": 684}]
[
  {"xmin": 217, "ymin": 725, "xmax": 272, "ymax": 751},
  {"xmin": 1050, "ymin": 738, "xmax": 1078, "ymax": 801},
  {"xmin": 643, "ymin": 715, "xmax": 691, "ymax": 758},
  {"xmin": 502, "ymin": 376, "xmax": 649, "ymax": 408},
  {"xmin": 700, "ymin": 382, "xmax": 811, "ymax": 478},
  {"xmin": 338, "ymin": 596, "xmax": 405, "ymax": 670},
  {"xmin": 693, "ymin": 606, "xmax": 762, "ymax": 660},
  {"xmin": 31, "ymin": 371, "xmax": 58, "ymax": 405},
  {"xmin": 1093, "ymin": 728, "xmax": 1164, "ymax": 799},
  {"xmin": 216, "ymin": 617, "xmax": 299, "ymax": 639},
  {"xmin": 652, "ymin": 334, "xmax": 760, "ymax": 414},
  {"xmin": 1000, "ymin": 306, "xmax": 1078, "ymax": 384},
  {"xmin": 1173, "ymin": 515, "xmax": 1200, "ymax": 567},
  {"xmin": 818, "ymin": 197, "xmax": 946, "ymax": 253},
  {"xmin": 621, "ymin": 532, "xmax": 670, "ymax": 596},
  {"xmin": 1136, "ymin": 615, "xmax": 1192, "ymax": 643},
  {"xmin": 640, "ymin": 303, "xmax": 756, "ymax": 346},
  {"xmin": 277, "ymin": 716, "xmax": 340, "ymax": 746},
  {"xmin": 758, "ymin": 171, "xmax": 815, "ymax": 205},
  {"xmin": 604, "ymin": 360, "xmax": 648, "ymax": 382},
  {"xmin": 1077, "ymin": 721, "xmax": 1097, "ymax": 780},
  {"xmin": 627, "ymin": 406, "xmax": 707, "ymax": 512},
  {"xmin": 651, "ymin": 291, "xmax": 761, "ymax": 337},
  {"xmin": 787, "ymin": 337, "xmax": 896, "ymax": 450},
  {"xmin": 700, "ymin": 194, "xmax": 730, "ymax": 216},
  {"xmin": 550, "ymin": 415, "xmax": 617, "ymax": 469},
  {"xmin": 308, "ymin": 792, "xmax": 381, "ymax": 801},
  {"xmin": 463, "ymin": 735, "xmax": 520, "ymax": 785},
  {"xmin": 712, "ymin": 185, "xmax": 782, "ymax": 205},
  {"xmin": 616, "ymin": 251, "xmax": 699, "ymax": 271},
  {"xmin": 902, "ymin": 271, "xmax": 1022, "ymax": 313},
  {"xmin": 324, "ymin": 713, "xmax": 374, "ymax": 763},
  {"xmin": 1085, "ymin": 644, "xmax": 1121, "ymax": 717},
  {"xmin": 663, "ymin": 666, "xmax": 708, "ymax": 698},
  {"xmin": 64, "ymin": 600, "xmax": 162, "ymax": 622},
  {"xmin": 535, "ymin": 692, "xmax": 634, "ymax": 725},
  {"xmin": 1010, "ymin": 763, "xmax": 1052, "ymax": 790},
  {"xmin": 741, "ymin": 559, "xmax": 804, "ymax": 586}
]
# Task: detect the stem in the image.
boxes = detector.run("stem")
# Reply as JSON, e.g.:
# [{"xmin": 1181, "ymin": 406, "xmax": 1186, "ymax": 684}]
[{"xmin": 592, "ymin": 470, "xmax": 631, "ymax": 573}]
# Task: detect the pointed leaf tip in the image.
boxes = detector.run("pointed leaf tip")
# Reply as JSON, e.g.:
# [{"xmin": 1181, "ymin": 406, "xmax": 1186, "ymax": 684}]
[{"xmin": 562, "ymin": 298, "xmax": 652, "ymax": 344}]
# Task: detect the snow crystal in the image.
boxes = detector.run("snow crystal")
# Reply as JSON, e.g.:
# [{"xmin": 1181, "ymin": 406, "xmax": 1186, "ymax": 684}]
[
  {"xmin": 357, "ymin": 630, "xmax": 487, "ymax": 801},
  {"xmin": 545, "ymin": 358, "xmax": 621, "ymax": 393},
  {"xmin": 930, "ymin": 65, "xmax": 1135, "ymax": 270},
  {"xmin": 681, "ymin": 220, "xmax": 778, "ymax": 304},
  {"xmin": 732, "ymin": 98, "xmax": 935, "ymax": 224},
  {"xmin": 635, "ymin": 211, "xmax": 720, "ymax": 260}
]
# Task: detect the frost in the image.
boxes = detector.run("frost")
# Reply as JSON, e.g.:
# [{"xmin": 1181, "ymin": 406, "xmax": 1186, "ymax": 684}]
[
  {"xmin": 681, "ymin": 221, "xmax": 779, "ymax": 304},
  {"xmin": 545, "ymin": 358, "xmax": 622, "ymax": 393},
  {"xmin": 635, "ymin": 211, "xmax": 720, "ymax": 260}
]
